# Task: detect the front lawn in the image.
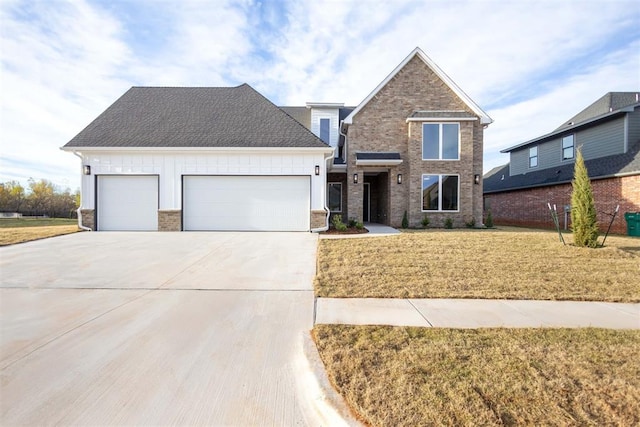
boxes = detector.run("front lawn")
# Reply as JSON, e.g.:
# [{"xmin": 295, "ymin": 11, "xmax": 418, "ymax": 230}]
[
  {"xmin": 314, "ymin": 325, "xmax": 640, "ymax": 426},
  {"xmin": 0, "ymin": 219, "xmax": 80, "ymax": 245},
  {"xmin": 315, "ymin": 228, "xmax": 640, "ymax": 302}
]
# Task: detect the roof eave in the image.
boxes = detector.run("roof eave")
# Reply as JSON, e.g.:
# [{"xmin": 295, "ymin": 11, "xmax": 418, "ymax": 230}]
[{"xmin": 501, "ymin": 104, "xmax": 639, "ymax": 153}]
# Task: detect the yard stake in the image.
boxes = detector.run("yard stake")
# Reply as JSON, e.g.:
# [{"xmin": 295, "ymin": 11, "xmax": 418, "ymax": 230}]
[
  {"xmin": 600, "ymin": 204, "xmax": 619, "ymax": 247},
  {"xmin": 548, "ymin": 203, "xmax": 565, "ymax": 245}
]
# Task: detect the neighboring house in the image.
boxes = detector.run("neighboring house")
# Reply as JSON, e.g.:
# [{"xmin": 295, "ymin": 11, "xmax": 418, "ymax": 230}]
[
  {"xmin": 63, "ymin": 47, "xmax": 492, "ymax": 231},
  {"xmin": 285, "ymin": 47, "xmax": 492, "ymax": 228},
  {"xmin": 484, "ymin": 92, "xmax": 640, "ymax": 234}
]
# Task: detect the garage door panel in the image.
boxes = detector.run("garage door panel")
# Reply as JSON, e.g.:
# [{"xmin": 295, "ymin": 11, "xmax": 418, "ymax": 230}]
[
  {"xmin": 97, "ymin": 176, "xmax": 158, "ymax": 231},
  {"xmin": 183, "ymin": 176, "xmax": 310, "ymax": 231}
]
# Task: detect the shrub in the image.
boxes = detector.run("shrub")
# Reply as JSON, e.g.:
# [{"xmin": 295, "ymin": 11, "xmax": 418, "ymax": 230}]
[
  {"xmin": 421, "ymin": 216, "xmax": 430, "ymax": 228},
  {"xmin": 402, "ymin": 211, "xmax": 409, "ymax": 229},
  {"xmin": 465, "ymin": 217, "xmax": 476, "ymax": 228},
  {"xmin": 485, "ymin": 210, "xmax": 494, "ymax": 228},
  {"xmin": 571, "ymin": 148, "xmax": 599, "ymax": 248},
  {"xmin": 444, "ymin": 218, "xmax": 453, "ymax": 229},
  {"xmin": 354, "ymin": 221, "xmax": 364, "ymax": 230},
  {"xmin": 332, "ymin": 214, "xmax": 348, "ymax": 231},
  {"xmin": 348, "ymin": 218, "xmax": 358, "ymax": 228}
]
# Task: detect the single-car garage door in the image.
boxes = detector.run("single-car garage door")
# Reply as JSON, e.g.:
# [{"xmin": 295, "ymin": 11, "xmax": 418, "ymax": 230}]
[
  {"xmin": 183, "ymin": 176, "xmax": 310, "ymax": 231},
  {"xmin": 97, "ymin": 175, "xmax": 158, "ymax": 231}
]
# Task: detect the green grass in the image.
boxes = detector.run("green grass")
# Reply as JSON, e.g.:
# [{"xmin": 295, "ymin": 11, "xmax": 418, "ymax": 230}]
[
  {"xmin": 0, "ymin": 218, "xmax": 77, "ymax": 228},
  {"xmin": 314, "ymin": 325, "xmax": 640, "ymax": 426}
]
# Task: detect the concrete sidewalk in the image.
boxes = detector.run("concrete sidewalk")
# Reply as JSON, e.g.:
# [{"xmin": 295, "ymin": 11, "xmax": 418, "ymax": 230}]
[{"xmin": 315, "ymin": 298, "xmax": 640, "ymax": 329}]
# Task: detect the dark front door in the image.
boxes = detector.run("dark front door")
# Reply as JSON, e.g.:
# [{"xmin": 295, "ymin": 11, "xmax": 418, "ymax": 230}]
[{"xmin": 363, "ymin": 182, "xmax": 370, "ymax": 222}]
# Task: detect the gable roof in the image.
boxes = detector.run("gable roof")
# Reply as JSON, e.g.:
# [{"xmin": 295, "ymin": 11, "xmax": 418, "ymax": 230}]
[
  {"xmin": 484, "ymin": 138, "xmax": 640, "ymax": 194},
  {"xmin": 502, "ymin": 96, "xmax": 640, "ymax": 154},
  {"xmin": 343, "ymin": 47, "xmax": 493, "ymax": 125},
  {"xmin": 63, "ymin": 84, "xmax": 329, "ymax": 150}
]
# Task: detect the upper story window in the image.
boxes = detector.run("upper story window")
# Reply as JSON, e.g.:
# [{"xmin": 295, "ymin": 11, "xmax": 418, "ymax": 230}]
[
  {"xmin": 320, "ymin": 118, "xmax": 330, "ymax": 144},
  {"xmin": 422, "ymin": 123, "xmax": 459, "ymax": 160},
  {"xmin": 529, "ymin": 146, "xmax": 538, "ymax": 168},
  {"xmin": 562, "ymin": 135, "xmax": 574, "ymax": 160}
]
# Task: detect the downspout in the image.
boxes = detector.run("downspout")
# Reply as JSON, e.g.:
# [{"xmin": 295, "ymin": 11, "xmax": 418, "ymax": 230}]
[{"xmin": 72, "ymin": 151, "xmax": 92, "ymax": 231}]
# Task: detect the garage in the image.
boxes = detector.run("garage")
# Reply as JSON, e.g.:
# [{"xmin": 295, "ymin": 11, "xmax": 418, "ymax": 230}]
[
  {"xmin": 97, "ymin": 175, "xmax": 158, "ymax": 231},
  {"xmin": 183, "ymin": 176, "xmax": 310, "ymax": 231}
]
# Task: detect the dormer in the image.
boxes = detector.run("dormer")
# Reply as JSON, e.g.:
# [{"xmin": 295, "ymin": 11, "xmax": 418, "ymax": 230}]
[{"xmin": 306, "ymin": 102, "xmax": 343, "ymax": 159}]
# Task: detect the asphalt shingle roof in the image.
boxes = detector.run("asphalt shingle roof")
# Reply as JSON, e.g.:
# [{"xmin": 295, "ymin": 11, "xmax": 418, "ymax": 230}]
[
  {"xmin": 64, "ymin": 84, "xmax": 328, "ymax": 149},
  {"xmin": 484, "ymin": 139, "xmax": 640, "ymax": 194},
  {"xmin": 355, "ymin": 152, "xmax": 402, "ymax": 160},
  {"xmin": 555, "ymin": 92, "xmax": 640, "ymax": 131}
]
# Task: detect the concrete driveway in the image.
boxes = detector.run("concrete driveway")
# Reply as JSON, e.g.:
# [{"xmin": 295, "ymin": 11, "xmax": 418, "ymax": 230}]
[{"xmin": 0, "ymin": 232, "xmax": 345, "ymax": 426}]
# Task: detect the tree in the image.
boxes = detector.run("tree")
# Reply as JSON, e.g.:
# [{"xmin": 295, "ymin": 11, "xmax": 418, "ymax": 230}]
[
  {"xmin": 0, "ymin": 181, "xmax": 25, "ymax": 212},
  {"xmin": 570, "ymin": 148, "xmax": 599, "ymax": 248}
]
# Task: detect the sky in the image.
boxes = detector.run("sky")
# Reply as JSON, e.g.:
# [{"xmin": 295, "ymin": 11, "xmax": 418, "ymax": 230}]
[{"xmin": 1, "ymin": 0, "xmax": 639, "ymax": 192}]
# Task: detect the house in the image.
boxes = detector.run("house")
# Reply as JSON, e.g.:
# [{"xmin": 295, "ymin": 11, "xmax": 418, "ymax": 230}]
[
  {"xmin": 484, "ymin": 92, "xmax": 640, "ymax": 234},
  {"xmin": 63, "ymin": 47, "xmax": 492, "ymax": 231},
  {"xmin": 285, "ymin": 47, "xmax": 492, "ymax": 228}
]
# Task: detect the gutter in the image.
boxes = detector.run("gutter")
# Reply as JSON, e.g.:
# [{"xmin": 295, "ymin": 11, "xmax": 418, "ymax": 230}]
[{"xmin": 71, "ymin": 151, "xmax": 92, "ymax": 231}]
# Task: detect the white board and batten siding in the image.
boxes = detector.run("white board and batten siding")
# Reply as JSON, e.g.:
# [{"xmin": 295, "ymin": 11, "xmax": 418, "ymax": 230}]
[
  {"xmin": 310, "ymin": 107, "xmax": 340, "ymax": 157},
  {"xmin": 80, "ymin": 151, "xmax": 329, "ymax": 231},
  {"xmin": 96, "ymin": 175, "xmax": 158, "ymax": 231},
  {"xmin": 183, "ymin": 176, "xmax": 310, "ymax": 231}
]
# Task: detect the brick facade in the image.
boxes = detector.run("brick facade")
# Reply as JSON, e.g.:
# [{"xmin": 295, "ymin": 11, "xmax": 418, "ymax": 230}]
[
  {"xmin": 346, "ymin": 56, "xmax": 484, "ymax": 228},
  {"xmin": 484, "ymin": 175, "xmax": 640, "ymax": 235},
  {"xmin": 80, "ymin": 209, "xmax": 95, "ymax": 230},
  {"xmin": 310, "ymin": 209, "xmax": 327, "ymax": 229},
  {"xmin": 158, "ymin": 209, "xmax": 182, "ymax": 231}
]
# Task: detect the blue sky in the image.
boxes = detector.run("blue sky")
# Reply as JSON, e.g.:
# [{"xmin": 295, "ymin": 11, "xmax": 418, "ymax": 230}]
[{"xmin": 1, "ymin": 0, "xmax": 639, "ymax": 191}]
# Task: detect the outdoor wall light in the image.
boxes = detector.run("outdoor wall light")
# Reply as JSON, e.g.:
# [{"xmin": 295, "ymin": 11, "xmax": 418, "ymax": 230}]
[
  {"xmin": 83, "ymin": 165, "xmax": 91, "ymax": 175},
  {"xmin": 353, "ymin": 173, "xmax": 359, "ymax": 184},
  {"xmin": 315, "ymin": 165, "xmax": 320, "ymax": 176},
  {"xmin": 474, "ymin": 174, "xmax": 480, "ymax": 185},
  {"xmin": 397, "ymin": 173, "xmax": 403, "ymax": 184}
]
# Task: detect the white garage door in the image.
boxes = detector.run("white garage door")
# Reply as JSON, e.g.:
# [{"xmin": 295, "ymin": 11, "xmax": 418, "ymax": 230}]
[
  {"xmin": 183, "ymin": 176, "xmax": 310, "ymax": 231},
  {"xmin": 97, "ymin": 176, "xmax": 158, "ymax": 231}
]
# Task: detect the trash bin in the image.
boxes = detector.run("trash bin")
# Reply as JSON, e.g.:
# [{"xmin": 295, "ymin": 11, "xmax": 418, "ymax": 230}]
[{"xmin": 624, "ymin": 212, "xmax": 640, "ymax": 236}]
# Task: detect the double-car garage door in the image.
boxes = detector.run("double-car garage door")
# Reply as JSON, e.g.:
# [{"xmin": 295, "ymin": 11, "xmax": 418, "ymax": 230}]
[
  {"xmin": 96, "ymin": 175, "xmax": 310, "ymax": 231},
  {"xmin": 183, "ymin": 176, "xmax": 310, "ymax": 231}
]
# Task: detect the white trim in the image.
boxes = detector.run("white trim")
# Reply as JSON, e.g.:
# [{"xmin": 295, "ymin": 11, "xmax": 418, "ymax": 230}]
[
  {"xmin": 61, "ymin": 146, "xmax": 334, "ymax": 154},
  {"xmin": 422, "ymin": 123, "xmax": 460, "ymax": 161},
  {"xmin": 344, "ymin": 47, "xmax": 493, "ymax": 125},
  {"xmin": 561, "ymin": 134, "xmax": 575, "ymax": 161},
  {"xmin": 406, "ymin": 117, "xmax": 477, "ymax": 122},
  {"xmin": 355, "ymin": 159, "xmax": 403, "ymax": 166},
  {"xmin": 421, "ymin": 174, "xmax": 460, "ymax": 213},
  {"xmin": 327, "ymin": 182, "xmax": 343, "ymax": 213},
  {"xmin": 306, "ymin": 102, "xmax": 344, "ymax": 108}
]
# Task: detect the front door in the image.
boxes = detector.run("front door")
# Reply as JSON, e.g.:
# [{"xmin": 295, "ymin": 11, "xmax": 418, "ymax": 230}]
[{"xmin": 363, "ymin": 182, "xmax": 370, "ymax": 222}]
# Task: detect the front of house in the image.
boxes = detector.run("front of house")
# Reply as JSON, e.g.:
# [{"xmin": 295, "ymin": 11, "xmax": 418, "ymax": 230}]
[{"xmin": 63, "ymin": 48, "xmax": 492, "ymax": 231}]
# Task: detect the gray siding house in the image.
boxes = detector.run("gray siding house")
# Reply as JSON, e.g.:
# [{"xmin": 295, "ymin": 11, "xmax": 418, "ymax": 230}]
[{"xmin": 484, "ymin": 92, "xmax": 640, "ymax": 234}]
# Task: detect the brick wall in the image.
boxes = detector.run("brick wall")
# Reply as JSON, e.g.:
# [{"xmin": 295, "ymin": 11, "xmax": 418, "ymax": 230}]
[
  {"xmin": 158, "ymin": 210, "xmax": 181, "ymax": 231},
  {"xmin": 484, "ymin": 175, "xmax": 640, "ymax": 234},
  {"xmin": 310, "ymin": 209, "xmax": 327, "ymax": 230},
  {"xmin": 80, "ymin": 209, "xmax": 95, "ymax": 230},
  {"xmin": 346, "ymin": 55, "xmax": 483, "ymax": 228}
]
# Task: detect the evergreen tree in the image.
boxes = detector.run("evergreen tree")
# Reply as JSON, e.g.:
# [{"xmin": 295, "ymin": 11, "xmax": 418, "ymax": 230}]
[{"xmin": 570, "ymin": 148, "xmax": 599, "ymax": 247}]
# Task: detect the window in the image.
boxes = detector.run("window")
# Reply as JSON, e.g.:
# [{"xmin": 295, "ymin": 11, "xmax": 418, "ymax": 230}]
[
  {"xmin": 422, "ymin": 123, "xmax": 459, "ymax": 160},
  {"xmin": 422, "ymin": 175, "xmax": 459, "ymax": 211},
  {"xmin": 529, "ymin": 146, "xmax": 538, "ymax": 168},
  {"xmin": 562, "ymin": 135, "xmax": 574, "ymax": 160},
  {"xmin": 320, "ymin": 118, "xmax": 330, "ymax": 144},
  {"xmin": 327, "ymin": 182, "xmax": 342, "ymax": 212}
]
